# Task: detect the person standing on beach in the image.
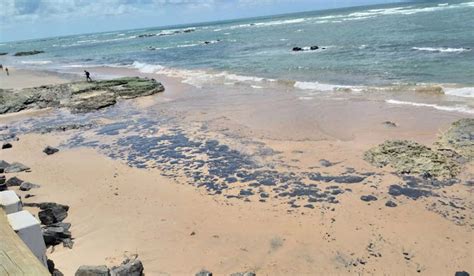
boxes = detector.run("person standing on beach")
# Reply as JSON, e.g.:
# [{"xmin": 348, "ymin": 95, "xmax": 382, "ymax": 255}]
[
  {"xmin": 5, "ymin": 67, "xmax": 9, "ymax": 76},
  {"xmin": 0, "ymin": 64, "xmax": 3, "ymax": 70},
  {"xmin": 84, "ymin": 70, "xmax": 92, "ymax": 82}
]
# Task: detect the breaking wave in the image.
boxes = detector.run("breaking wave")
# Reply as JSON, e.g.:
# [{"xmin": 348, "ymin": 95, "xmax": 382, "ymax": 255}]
[{"xmin": 386, "ymin": 99, "xmax": 474, "ymax": 114}]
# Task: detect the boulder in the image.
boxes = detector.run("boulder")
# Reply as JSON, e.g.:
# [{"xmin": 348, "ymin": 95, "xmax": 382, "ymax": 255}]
[
  {"xmin": 0, "ymin": 176, "xmax": 6, "ymax": 191},
  {"xmin": 43, "ymin": 225, "xmax": 72, "ymax": 247},
  {"xmin": 2, "ymin": 142, "xmax": 12, "ymax": 149},
  {"xmin": 38, "ymin": 204, "xmax": 68, "ymax": 225},
  {"xmin": 5, "ymin": 176, "xmax": 23, "ymax": 186},
  {"xmin": 455, "ymin": 272, "xmax": 470, "ymax": 276},
  {"xmin": 310, "ymin": 46, "xmax": 319, "ymax": 50},
  {"xmin": 19, "ymin": 181, "xmax": 40, "ymax": 191},
  {"xmin": 110, "ymin": 255, "xmax": 144, "ymax": 276},
  {"xmin": 43, "ymin": 146, "xmax": 59, "ymax": 155},
  {"xmin": 4, "ymin": 162, "xmax": 30, "ymax": 173},
  {"xmin": 75, "ymin": 265, "xmax": 110, "ymax": 276},
  {"xmin": 292, "ymin": 47, "xmax": 303, "ymax": 52}
]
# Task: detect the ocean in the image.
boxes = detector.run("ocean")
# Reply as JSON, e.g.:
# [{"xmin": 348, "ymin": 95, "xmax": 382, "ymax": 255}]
[{"xmin": 1, "ymin": 0, "xmax": 473, "ymax": 99}]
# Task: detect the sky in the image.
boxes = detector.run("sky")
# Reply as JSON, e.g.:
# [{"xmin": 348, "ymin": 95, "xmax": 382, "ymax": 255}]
[{"xmin": 0, "ymin": 0, "xmax": 402, "ymax": 42}]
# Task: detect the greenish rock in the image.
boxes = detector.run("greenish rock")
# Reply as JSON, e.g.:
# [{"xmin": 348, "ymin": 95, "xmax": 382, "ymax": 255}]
[
  {"xmin": 0, "ymin": 77, "xmax": 164, "ymax": 114},
  {"xmin": 364, "ymin": 140, "xmax": 460, "ymax": 178},
  {"xmin": 13, "ymin": 50, "xmax": 45, "ymax": 56},
  {"xmin": 436, "ymin": 118, "xmax": 474, "ymax": 161}
]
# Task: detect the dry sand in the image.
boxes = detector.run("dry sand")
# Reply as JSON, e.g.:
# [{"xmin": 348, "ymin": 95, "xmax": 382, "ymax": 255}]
[{"xmin": 0, "ymin": 69, "xmax": 472, "ymax": 275}]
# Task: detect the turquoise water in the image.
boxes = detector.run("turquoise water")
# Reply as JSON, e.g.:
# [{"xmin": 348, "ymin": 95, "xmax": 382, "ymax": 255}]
[{"xmin": 1, "ymin": 0, "xmax": 473, "ymax": 94}]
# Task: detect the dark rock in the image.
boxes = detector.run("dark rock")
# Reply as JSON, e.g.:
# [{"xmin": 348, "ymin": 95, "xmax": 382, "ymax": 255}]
[
  {"xmin": 47, "ymin": 259, "xmax": 55, "ymax": 273},
  {"xmin": 360, "ymin": 195, "xmax": 378, "ymax": 202},
  {"xmin": 25, "ymin": 194, "xmax": 34, "ymax": 198},
  {"xmin": 5, "ymin": 162, "xmax": 30, "ymax": 173},
  {"xmin": 455, "ymin": 272, "xmax": 470, "ymax": 276},
  {"xmin": 0, "ymin": 52, "xmax": 7, "ymax": 56},
  {"xmin": 75, "ymin": 265, "xmax": 110, "ymax": 276},
  {"xmin": 53, "ymin": 269, "xmax": 65, "ymax": 276},
  {"xmin": 196, "ymin": 270, "xmax": 212, "ymax": 276},
  {"xmin": 310, "ymin": 46, "xmax": 319, "ymax": 50},
  {"xmin": 5, "ymin": 176, "xmax": 23, "ymax": 186},
  {"xmin": 231, "ymin": 273, "xmax": 256, "ymax": 276},
  {"xmin": 260, "ymin": 192, "xmax": 269, "ymax": 198},
  {"xmin": 292, "ymin": 47, "xmax": 303, "ymax": 51},
  {"xmin": 319, "ymin": 159, "xmax": 333, "ymax": 167},
  {"xmin": 0, "ymin": 175, "xmax": 5, "ymax": 184},
  {"xmin": 43, "ymin": 225, "xmax": 72, "ymax": 247},
  {"xmin": 38, "ymin": 205, "xmax": 68, "ymax": 225},
  {"xmin": 388, "ymin": 184, "xmax": 431, "ymax": 200},
  {"xmin": 382, "ymin": 121, "xmax": 397, "ymax": 128},
  {"xmin": 44, "ymin": 146, "xmax": 59, "ymax": 155},
  {"xmin": 2, "ymin": 143, "xmax": 12, "ymax": 149},
  {"xmin": 110, "ymin": 255, "xmax": 144, "ymax": 276},
  {"xmin": 63, "ymin": 238, "xmax": 74, "ymax": 249},
  {"xmin": 385, "ymin": 200, "xmax": 397, "ymax": 207},
  {"xmin": 14, "ymin": 50, "xmax": 44, "ymax": 56},
  {"xmin": 24, "ymin": 202, "xmax": 69, "ymax": 211},
  {"xmin": 0, "ymin": 176, "xmax": 6, "ymax": 191},
  {"xmin": 19, "ymin": 181, "xmax": 40, "ymax": 191},
  {"xmin": 0, "ymin": 160, "xmax": 10, "ymax": 172}
]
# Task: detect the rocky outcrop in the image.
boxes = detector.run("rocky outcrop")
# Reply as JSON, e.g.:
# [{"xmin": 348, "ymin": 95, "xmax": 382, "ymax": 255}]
[
  {"xmin": 13, "ymin": 50, "xmax": 45, "ymax": 56},
  {"xmin": 0, "ymin": 77, "xmax": 165, "ymax": 115},
  {"xmin": 436, "ymin": 118, "xmax": 473, "ymax": 161},
  {"xmin": 110, "ymin": 255, "xmax": 144, "ymax": 276},
  {"xmin": 364, "ymin": 140, "xmax": 460, "ymax": 178}
]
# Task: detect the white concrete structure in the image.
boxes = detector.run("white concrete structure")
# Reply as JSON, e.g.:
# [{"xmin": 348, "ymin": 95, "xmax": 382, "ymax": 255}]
[
  {"xmin": 7, "ymin": 210, "xmax": 48, "ymax": 266},
  {"xmin": 0, "ymin": 190, "xmax": 22, "ymax": 214}
]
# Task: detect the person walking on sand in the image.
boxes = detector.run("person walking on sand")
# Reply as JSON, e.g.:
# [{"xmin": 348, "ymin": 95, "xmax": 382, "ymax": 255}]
[
  {"xmin": 84, "ymin": 70, "xmax": 92, "ymax": 82},
  {"xmin": 5, "ymin": 67, "xmax": 9, "ymax": 76}
]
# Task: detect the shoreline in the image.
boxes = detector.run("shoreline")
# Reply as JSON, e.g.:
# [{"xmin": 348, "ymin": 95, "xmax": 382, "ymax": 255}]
[{"xmin": 0, "ymin": 68, "xmax": 473, "ymax": 275}]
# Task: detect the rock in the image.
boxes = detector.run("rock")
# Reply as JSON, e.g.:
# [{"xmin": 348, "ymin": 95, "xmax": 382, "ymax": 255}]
[
  {"xmin": 4, "ymin": 162, "xmax": 30, "ymax": 173},
  {"xmin": 0, "ymin": 160, "xmax": 10, "ymax": 173},
  {"xmin": 319, "ymin": 159, "xmax": 333, "ymax": 167},
  {"xmin": 0, "ymin": 176, "xmax": 6, "ymax": 191},
  {"xmin": 63, "ymin": 238, "xmax": 74, "ymax": 249},
  {"xmin": 231, "ymin": 273, "xmax": 256, "ymax": 276},
  {"xmin": 0, "ymin": 175, "xmax": 5, "ymax": 184},
  {"xmin": 382, "ymin": 121, "xmax": 397, "ymax": 128},
  {"xmin": 110, "ymin": 255, "xmax": 144, "ymax": 276},
  {"xmin": 0, "ymin": 52, "xmax": 7, "ymax": 55},
  {"xmin": 292, "ymin": 47, "xmax": 303, "ymax": 51},
  {"xmin": 364, "ymin": 140, "xmax": 460, "ymax": 179},
  {"xmin": 19, "ymin": 181, "xmax": 40, "ymax": 191},
  {"xmin": 53, "ymin": 269, "xmax": 65, "ymax": 276},
  {"xmin": 360, "ymin": 195, "xmax": 378, "ymax": 202},
  {"xmin": 196, "ymin": 270, "xmax": 213, "ymax": 276},
  {"xmin": 42, "ymin": 225, "xmax": 72, "ymax": 247},
  {"xmin": 13, "ymin": 50, "xmax": 44, "ymax": 56},
  {"xmin": 5, "ymin": 176, "xmax": 23, "ymax": 186},
  {"xmin": 43, "ymin": 146, "xmax": 59, "ymax": 155},
  {"xmin": 2, "ymin": 142, "xmax": 12, "ymax": 149},
  {"xmin": 455, "ymin": 272, "xmax": 470, "ymax": 276},
  {"xmin": 75, "ymin": 265, "xmax": 110, "ymax": 276},
  {"xmin": 0, "ymin": 77, "xmax": 165, "ymax": 115},
  {"xmin": 385, "ymin": 200, "xmax": 397, "ymax": 207},
  {"xmin": 310, "ymin": 46, "xmax": 319, "ymax": 50},
  {"xmin": 436, "ymin": 118, "xmax": 474, "ymax": 161},
  {"xmin": 38, "ymin": 204, "xmax": 68, "ymax": 225}
]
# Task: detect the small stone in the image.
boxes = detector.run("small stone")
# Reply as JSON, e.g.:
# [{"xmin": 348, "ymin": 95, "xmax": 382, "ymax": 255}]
[
  {"xmin": 2, "ymin": 143, "xmax": 12, "ymax": 149},
  {"xmin": 44, "ymin": 146, "xmax": 59, "ymax": 155},
  {"xmin": 5, "ymin": 176, "xmax": 23, "ymax": 186},
  {"xmin": 455, "ymin": 272, "xmax": 470, "ymax": 276},
  {"xmin": 19, "ymin": 181, "xmax": 40, "ymax": 191},
  {"xmin": 319, "ymin": 159, "xmax": 333, "ymax": 167},
  {"xmin": 196, "ymin": 270, "xmax": 212, "ymax": 276},
  {"xmin": 75, "ymin": 265, "xmax": 110, "ymax": 276},
  {"xmin": 5, "ymin": 162, "xmax": 30, "ymax": 173},
  {"xmin": 360, "ymin": 195, "xmax": 378, "ymax": 202},
  {"xmin": 231, "ymin": 272, "xmax": 256, "ymax": 276},
  {"xmin": 382, "ymin": 121, "xmax": 397, "ymax": 128},
  {"xmin": 385, "ymin": 200, "xmax": 397, "ymax": 207}
]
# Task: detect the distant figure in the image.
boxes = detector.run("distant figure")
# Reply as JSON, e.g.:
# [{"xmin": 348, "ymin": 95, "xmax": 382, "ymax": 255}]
[
  {"xmin": 84, "ymin": 70, "xmax": 92, "ymax": 82},
  {"xmin": 5, "ymin": 67, "xmax": 9, "ymax": 76},
  {"xmin": 0, "ymin": 64, "xmax": 3, "ymax": 70}
]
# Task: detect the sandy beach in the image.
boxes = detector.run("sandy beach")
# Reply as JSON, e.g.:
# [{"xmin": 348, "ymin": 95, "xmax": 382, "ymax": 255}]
[{"xmin": 0, "ymin": 68, "xmax": 472, "ymax": 275}]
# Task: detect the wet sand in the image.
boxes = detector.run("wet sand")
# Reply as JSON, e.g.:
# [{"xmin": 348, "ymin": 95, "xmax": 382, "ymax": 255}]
[{"xmin": 0, "ymin": 68, "xmax": 472, "ymax": 275}]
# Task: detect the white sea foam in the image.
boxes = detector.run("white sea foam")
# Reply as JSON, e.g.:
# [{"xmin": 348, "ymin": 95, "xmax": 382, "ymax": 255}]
[
  {"xmin": 412, "ymin": 47, "xmax": 471, "ymax": 53},
  {"xmin": 443, "ymin": 87, "xmax": 474, "ymax": 98},
  {"xmin": 386, "ymin": 99, "xmax": 474, "ymax": 114},
  {"xmin": 20, "ymin": 60, "xmax": 52, "ymax": 65},
  {"xmin": 294, "ymin": 81, "xmax": 354, "ymax": 92},
  {"xmin": 132, "ymin": 61, "xmax": 165, "ymax": 73}
]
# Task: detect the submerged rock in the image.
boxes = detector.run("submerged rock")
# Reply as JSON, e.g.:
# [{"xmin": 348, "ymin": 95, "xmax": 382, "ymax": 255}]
[
  {"xmin": 13, "ymin": 50, "xmax": 44, "ymax": 56},
  {"xmin": 0, "ymin": 77, "xmax": 165, "ymax": 115},
  {"xmin": 364, "ymin": 140, "xmax": 460, "ymax": 178},
  {"xmin": 75, "ymin": 265, "xmax": 110, "ymax": 276}
]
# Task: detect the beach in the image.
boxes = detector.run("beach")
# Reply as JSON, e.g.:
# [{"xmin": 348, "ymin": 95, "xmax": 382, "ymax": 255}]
[{"xmin": 0, "ymin": 68, "xmax": 472, "ymax": 275}]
